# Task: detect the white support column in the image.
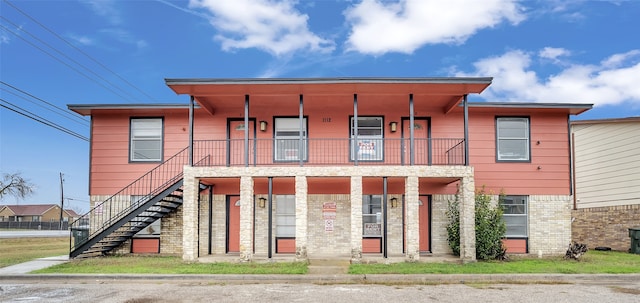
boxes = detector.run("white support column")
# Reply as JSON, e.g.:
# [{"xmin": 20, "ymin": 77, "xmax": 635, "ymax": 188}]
[
  {"xmin": 181, "ymin": 171, "xmax": 199, "ymax": 261},
  {"xmin": 459, "ymin": 176, "xmax": 476, "ymax": 263},
  {"xmin": 295, "ymin": 175, "xmax": 308, "ymax": 260},
  {"xmin": 405, "ymin": 176, "xmax": 420, "ymax": 261},
  {"xmin": 350, "ymin": 175, "xmax": 363, "ymax": 262},
  {"xmin": 239, "ymin": 176, "xmax": 254, "ymax": 261}
]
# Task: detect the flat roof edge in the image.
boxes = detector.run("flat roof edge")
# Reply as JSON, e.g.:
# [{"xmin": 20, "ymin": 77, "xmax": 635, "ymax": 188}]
[
  {"xmin": 467, "ymin": 102, "xmax": 593, "ymax": 109},
  {"xmin": 164, "ymin": 77, "xmax": 493, "ymax": 85}
]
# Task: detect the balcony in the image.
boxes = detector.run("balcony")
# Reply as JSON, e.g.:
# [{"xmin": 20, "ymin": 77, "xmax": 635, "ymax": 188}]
[{"xmin": 192, "ymin": 138, "xmax": 464, "ymax": 167}]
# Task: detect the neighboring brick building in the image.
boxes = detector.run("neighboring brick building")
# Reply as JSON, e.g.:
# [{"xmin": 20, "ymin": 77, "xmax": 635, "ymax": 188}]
[
  {"xmin": 0, "ymin": 204, "xmax": 77, "ymax": 222},
  {"xmin": 68, "ymin": 77, "xmax": 591, "ymax": 262},
  {"xmin": 571, "ymin": 117, "xmax": 640, "ymax": 251}
]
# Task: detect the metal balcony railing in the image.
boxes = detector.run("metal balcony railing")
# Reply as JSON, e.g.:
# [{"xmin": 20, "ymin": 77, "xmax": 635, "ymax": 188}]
[{"xmin": 193, "ymin": 138, "xmax": 465, "ymax": 167}]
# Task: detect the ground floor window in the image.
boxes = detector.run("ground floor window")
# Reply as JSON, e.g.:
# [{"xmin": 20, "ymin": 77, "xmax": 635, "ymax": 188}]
[
  {"xmin": 276, "ymin": 195, "xmax": 296, "ymax": 237},
  {"xmin": 362, "ymin": 195, "xmax": 382, "ymax": 237},
  {"xmin": 502, "ymin": 195, "xmax": 528, "ymax": 237}
]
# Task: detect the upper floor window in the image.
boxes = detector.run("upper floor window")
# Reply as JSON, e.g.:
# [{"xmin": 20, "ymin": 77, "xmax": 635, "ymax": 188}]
[
  {"xmin": 496, "ymin": 117, "xmax": 530, "ymax": 162},
  {"xmin": 130, "ymin": 118, "xmax": 163, "ymax": 162},
  {"xmin": 502, "ymin": 195, "xmax": 528, "ymax": 238},
  {"xmin": 351, "ymin": 116, "xmax": 383, "ymax": 161},
  {"xmin": 274, "ymin": 117, "xmax": 307, "ymax": 161}
]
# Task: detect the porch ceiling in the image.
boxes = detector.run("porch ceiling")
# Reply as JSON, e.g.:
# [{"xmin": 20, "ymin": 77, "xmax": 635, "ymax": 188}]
[{"xmin": 165, "ymin": 77, "xmax": 492, "ymax": 115}]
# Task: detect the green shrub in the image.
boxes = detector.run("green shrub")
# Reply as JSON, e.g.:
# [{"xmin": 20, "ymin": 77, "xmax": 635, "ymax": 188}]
[{"xmin": 446, "ymin": 187, "xmax": 507, "ymax": 260}]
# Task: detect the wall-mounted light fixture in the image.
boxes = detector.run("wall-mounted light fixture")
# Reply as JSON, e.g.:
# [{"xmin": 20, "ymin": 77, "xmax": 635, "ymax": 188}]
[
  {"xmin": 390, "ymin": 197, "xmax": 398, "ymax": 208},
  {"xmin": 259, "ymin": 121, "xmax": 268, "ymax": 132},
  {"xmin": 389, "ymin": 121, "xmax": 397, "ymax": 132},
  {"xmin": 258, "ymin": 197, "xmax": 267, "ymax": 208}
]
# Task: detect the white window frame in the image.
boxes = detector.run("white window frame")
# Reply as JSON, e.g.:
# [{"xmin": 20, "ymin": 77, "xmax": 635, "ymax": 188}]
[
  {"xmin": 130, "ymin": 118, "xmax": 163, "ymax": 162},
  {"xmin": 362, "ymin": 195, "xmax": 382, "ymax": 237},
  {"xmin": 502, "ymin": 195, "xmax": 528, "ymax": 238},
  {"xmin": 274, "ymin": 117, "xmax": 307, "ymax": 161},
  {"xmin": 351, "ymin": 116, "xmax": 384, "ymax": 161},
  {"xmin": 496, "ymin": 117, "xmax": 530, "ymax": 162},
  {"xmin": 275, "ymin": 195, "xmax": 296, "ymax": 237}
]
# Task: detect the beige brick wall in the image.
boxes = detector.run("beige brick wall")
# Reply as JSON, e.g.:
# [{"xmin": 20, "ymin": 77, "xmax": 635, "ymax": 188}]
[
  {"xmin": 528, "ymin": 195, "xmax": 572, "ymax": 255},
  {"xmin": 431, "ymin": 194, "xmax": 455, "ymax": 255},
  {"xmin": 160, "ymin": 205, "xmax": 182, "ymax": 255},
  {"xmin": 572, "ymin": 204, "xmax": 640, "ymax": 251},
  {"xmin": 307, "ymin": 194, "xmax": 352, "ymax": 256}
]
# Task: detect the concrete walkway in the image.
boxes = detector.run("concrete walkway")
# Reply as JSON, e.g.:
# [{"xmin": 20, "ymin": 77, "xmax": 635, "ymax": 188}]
[{"xmin": 0, "ymin": 255, "xmax": 69, "ymax": 274}]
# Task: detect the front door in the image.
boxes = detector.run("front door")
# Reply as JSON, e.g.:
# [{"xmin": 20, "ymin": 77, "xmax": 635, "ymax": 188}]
[
  {"xmin": 226, "ymin": 195, "xmax": 241, "ymax": 253},
  {"xmin": 401, "ymin": 118, "xmax": 430, "ymax": 165},
  {"xmin": 228, "ymin": 119, "xmax": 256, "ymax": 166},
  {"xmin": 419, "ymin": 195, "xmax": 431, "ymax": 252}
]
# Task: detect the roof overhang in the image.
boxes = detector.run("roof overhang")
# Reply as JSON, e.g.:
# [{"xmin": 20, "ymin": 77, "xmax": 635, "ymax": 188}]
[
  {"xmin": 466, "ymin": 102, "xmax": 593, "ymax": 115},
  {"xmin": 68, "ymin": 103, "xmax": 195, "ymax": 116},
  {"xmin": 571, "ymin": 116, "xmax": 640, "ymax": 125},
  {"xmin": 165, "ymin": 77, "xmax": 493, "ymax": 115}
]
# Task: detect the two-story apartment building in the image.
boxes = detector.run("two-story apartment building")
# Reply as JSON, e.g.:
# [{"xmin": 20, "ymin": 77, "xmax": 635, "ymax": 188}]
[{"xmin": 68, "ymin": 77, "xmax": 591, "ymax": 262}]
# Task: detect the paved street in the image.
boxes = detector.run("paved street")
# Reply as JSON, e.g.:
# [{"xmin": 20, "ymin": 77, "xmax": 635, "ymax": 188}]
[{"xmin": 1, "ymin": 277, "xmax": 639, "ymax": 303}]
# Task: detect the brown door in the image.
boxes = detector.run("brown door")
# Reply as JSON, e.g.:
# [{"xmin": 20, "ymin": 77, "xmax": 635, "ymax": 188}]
[
  {"xmin": 228, "ymin": 120, "xmax": 255, "ymax": 166},
  {"xmin": 419, "ymin": 195, "xmax": 431, "ymax": 252},
  {"xmin": 227, "ymin": 196, "xmax": 241, "ymax": 253},
  {"xmin": 402, "ymin": 118, "xmax": 430, "ymax": 165}
]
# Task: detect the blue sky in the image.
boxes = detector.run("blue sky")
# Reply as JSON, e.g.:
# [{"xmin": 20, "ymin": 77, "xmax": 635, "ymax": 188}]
[{"xmin": 1, "ymin": 0, "xmax": 639, "ymax": 212}]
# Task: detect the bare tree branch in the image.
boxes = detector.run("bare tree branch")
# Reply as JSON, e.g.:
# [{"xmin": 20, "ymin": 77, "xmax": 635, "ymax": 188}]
[{"xmin": 0, "ymin": 172, "xmax": 35, "ymax": 200}]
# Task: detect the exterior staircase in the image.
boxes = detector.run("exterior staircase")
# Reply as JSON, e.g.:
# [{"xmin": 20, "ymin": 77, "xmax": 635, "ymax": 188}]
[{"xmin": 69, "ymin": 147, "xmax": 209, "ymax": 258}]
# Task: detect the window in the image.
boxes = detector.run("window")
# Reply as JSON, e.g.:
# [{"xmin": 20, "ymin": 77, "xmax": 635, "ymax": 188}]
[
  {"xmin": 31, "ymin": 216, "xmax": 40, "ymax": 222},
  {"xmin": 276, "ymin": 195, "xmax": 296, "ymax": 237},
  {"xmin": 502, "ymin": 195, "xmax": 528, "ymax": 237},
  {"xmin": 274, "ymin": 118, "xmax": 307, "ymax": 161},
  {"xmin": 496, "ymin": 117, "xmax": 530, "ymax": 161},
  {"xmin": 362, "ymin": 195, "xmax": 382, "ymax": 236},
  {"xmin": 130, "ymin": 118, "xmax": 163, "ymax": 162},
  {"xmin": 351, "ymin": 117, "xmax": 383, "ymax": 161}
]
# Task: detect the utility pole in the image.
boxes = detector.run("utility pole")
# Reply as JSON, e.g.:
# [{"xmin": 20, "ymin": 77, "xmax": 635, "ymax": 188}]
[{"xmin": 59, "ymin": 172, "xmax": 64, "ymax": 230}]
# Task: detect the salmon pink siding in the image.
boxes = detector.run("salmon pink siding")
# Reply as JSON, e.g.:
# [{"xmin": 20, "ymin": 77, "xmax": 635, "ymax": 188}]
[{"xmin": 90, "ymin": 106, "xmax": 572, "ymax": 197}]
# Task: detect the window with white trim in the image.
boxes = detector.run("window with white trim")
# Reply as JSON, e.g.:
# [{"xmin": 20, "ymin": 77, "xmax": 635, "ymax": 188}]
[
  {"xmin": 130, "ymin": 118, "xmax": 163, "ymax": 162},
  {"xmin": 351, "ymin": 117, "xmax": 383, "ymax": 161},
  {"xmin": 276, "ymin": 195, "xmax": 296, "ymax": 237},
  {"xmin": 274, "ymin": 118, "xmax": 307, "ymax": 161},
  {"xmin": 362, "ymin": 195, "xmax": 382, "ymax": 237},
  {"xmin": 502, "ymin": 195, "xmax": 528, "ymax": 237},
  {"xmin": 496, "ymin": 117, "xmax": 530, "ymax": 161}
]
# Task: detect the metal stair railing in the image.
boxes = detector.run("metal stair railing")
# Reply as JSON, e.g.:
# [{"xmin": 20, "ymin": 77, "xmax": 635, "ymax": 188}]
[{"xmin": 69, "ymin": 146, "xmax": 191, "ymax": 255}]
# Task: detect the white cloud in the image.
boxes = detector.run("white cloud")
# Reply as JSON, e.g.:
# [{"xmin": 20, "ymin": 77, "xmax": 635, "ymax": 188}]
[
  {"xmin": 539, "ymin": 47, "xmax": 570, "ymax": 61},
  {"xmin": 189, "ymin": 0, "xmax": 334, "ymax": 56},
  {"xmin": 83, "ymin": 0, "xmax": 122, "ymax": 25},
  {"xmin": 344, "ymin": 0, "xmax": 525, "ymax": 55},
  {"xmin": 456, "ymin": 49, "xmax": 640, "ymax": 107},
  {"xmin": 67, "ymin": 34, "xmax": 95, "ymax": 46}
]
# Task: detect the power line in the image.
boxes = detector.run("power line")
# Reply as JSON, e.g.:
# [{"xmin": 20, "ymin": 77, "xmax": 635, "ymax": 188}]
[
  {"xmin": 3, "ymin": 0, "xmax": 156, "ymax": 101},
  {"xmin": 0, "ymin": 23, "xmax": 138, "ymax": 103},
  {"xmin": 0, "ymin": 99, "xmax": 89, "ymax": 142},
  {"xmin": 0, "ymin": 16, "xmax": 142, "ymax": 102},
  {"xmin": 1, "ymin": 81, "xmax": 90, "ymax": 127}
]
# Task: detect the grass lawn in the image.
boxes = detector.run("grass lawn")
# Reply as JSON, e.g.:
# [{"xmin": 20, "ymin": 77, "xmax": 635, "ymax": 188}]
[
  {"xmin": 0, "ymin": 237, "xmax": 69, "ymax": 268},
  {"xmin": 349, "ymin": 251, "xmax": 640, "ymax": 274},
  {"xmin": 34, "ymin": 255, "xmax": 308, "ymax": 274}
]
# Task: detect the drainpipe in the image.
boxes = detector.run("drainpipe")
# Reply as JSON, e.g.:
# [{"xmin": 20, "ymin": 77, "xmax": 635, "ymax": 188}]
[
  {"xmin": 268, "ymin": 177, "xmax": 273, "ymax": 258},
  {"xmin": 383, "ymin": 177, "xmax": 388, "ymax": 258},
  {"xmin": 244, "ymin": 95, "xmax": 249, "ymax": 167},
  {"xmin": 409, "ymin": 94, "xmax": 415, "ymax": 165},
  {"xmin": 463, "ymin": 94, "xmax": 469, "ymax": 166},
  {"xmin": 299, "ymin": 95, "xmax": 304, "ymax": 167},
  {"xmin": 353, "ymin": 94, "xmax": 358, "ymax": 166},
  {"xmin": 188, "ymin": 95, "xmax": 194, "ymax": 166},
  {"xmin": 208, "ymin": 185, "xmax": 213, "ymax": 255}
]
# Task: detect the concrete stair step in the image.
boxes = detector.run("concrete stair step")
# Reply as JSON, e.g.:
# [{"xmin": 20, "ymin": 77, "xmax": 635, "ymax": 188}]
[{"xmin": 307, "ymin": 258, "xmax": 350, "ymax": 275}]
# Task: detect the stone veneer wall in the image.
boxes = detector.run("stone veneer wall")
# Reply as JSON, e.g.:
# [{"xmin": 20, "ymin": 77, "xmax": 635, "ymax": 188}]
[
  {"xmin": 572, "ymin": 204, "xmax": 640, "ymax": 252},
  {"xmin": 431, "ymin": 194, "xmax": 455, "ymax": 255},
  {"xmin": 198, "ymin": 194, "xmax": 227, "ymax": 256},
  {"xmin": 528, "ymin": 195, "xmax": 572, "ymax": 255},
  {"xmin": 159, "ymin": 204, "xmax": 182, "ymax": 255},
  {"xmin": 307, "ymin": 194, "xmax": 351, "ymax": 256}
]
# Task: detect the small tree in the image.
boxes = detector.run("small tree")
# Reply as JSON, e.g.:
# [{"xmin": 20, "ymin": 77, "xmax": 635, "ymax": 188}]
[
  {"xmin": 0, "ymin": 172, "xmax": 35, "ymax": 200},
  {"xmin": 446, "ymin": 187, "xmax": 507, "ymax": 260}
]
